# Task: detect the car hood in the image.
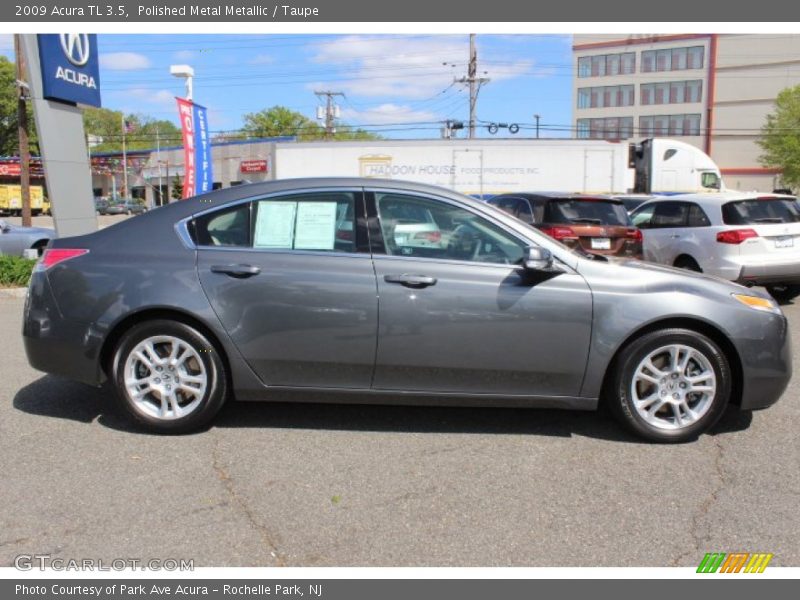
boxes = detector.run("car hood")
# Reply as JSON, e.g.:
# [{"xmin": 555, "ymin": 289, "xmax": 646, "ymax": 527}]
[{"xmin": 579, "ymin": 255, "xmax": 771, "ymax": 299}]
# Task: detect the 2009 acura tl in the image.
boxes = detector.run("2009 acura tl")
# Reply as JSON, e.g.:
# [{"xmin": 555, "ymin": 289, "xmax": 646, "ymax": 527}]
[{"xmin": 23, "ymin": 178, "xmax": 791, "ymax": 442}]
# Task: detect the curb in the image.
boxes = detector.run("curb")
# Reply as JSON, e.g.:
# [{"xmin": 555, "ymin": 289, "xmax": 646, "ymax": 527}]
[{"xmin": 0, "ymin": 287, "xmax": 27, "ymax": 298}]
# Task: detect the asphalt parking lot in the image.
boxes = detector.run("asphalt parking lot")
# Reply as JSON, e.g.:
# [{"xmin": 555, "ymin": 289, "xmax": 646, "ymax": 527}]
[{"xmin": 0, "ymin": 292, "xmax": 798, "ymax": 568}]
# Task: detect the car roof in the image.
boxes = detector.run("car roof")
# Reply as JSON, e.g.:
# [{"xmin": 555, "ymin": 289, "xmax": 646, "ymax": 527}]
[
  {"xmin": 639, "ymin": 191, "xmax": 796, "ymax": 204},
  {"xmin": 490, "ymin": 192, "xmax": 622, "ymax": 202}
]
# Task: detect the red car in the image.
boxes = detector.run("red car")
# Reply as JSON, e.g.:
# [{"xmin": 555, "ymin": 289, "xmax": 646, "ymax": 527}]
[{"xmin": 487, "ymin": 192, "xmax": 643, "ymax": 258}]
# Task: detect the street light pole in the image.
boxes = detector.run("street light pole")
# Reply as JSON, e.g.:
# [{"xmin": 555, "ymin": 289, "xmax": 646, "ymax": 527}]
[
  {"xmin": 534, "ymin": 114, "xmax": 541, "ymax": 139},
  {"xmin": 170, "ymin": 64, "xmax": 194, "ymax": 101},
  {"xmin": 14, "ymin": 34, "xmax": 31, "ymax": 226}
]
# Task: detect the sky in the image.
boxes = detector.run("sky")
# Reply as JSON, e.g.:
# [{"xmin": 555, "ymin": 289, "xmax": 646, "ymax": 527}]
[{"xmin": 0, "ymin": 33, "xmax": 575, "ymax": 140}]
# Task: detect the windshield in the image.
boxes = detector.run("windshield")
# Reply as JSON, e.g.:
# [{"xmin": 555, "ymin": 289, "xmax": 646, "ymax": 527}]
[
  {"xmin": 722, "ymin": 198, "xmax": 800, "ymax": 224},
  {"xmin": 545, "ymin": 199, "xmax": 631, "ymax": 226}
]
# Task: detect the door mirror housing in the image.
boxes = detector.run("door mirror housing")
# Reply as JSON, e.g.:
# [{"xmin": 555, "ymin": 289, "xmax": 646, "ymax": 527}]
[{"xmin": 523, "ymin": 246, "xmax": 559, "ymax": 272}]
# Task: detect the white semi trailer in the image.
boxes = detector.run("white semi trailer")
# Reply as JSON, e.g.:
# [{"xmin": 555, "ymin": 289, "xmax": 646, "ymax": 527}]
[{"xmin": 273, "ymin": 137, "xmax": 723, "ymax": 197}]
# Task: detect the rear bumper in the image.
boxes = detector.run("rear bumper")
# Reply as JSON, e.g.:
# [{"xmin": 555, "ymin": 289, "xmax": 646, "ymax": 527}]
[
  {"xmin": 22, "ymin": 271, "xmax": 104, "ymax": 386},
  {"xmin": 735, "ymin": 312, "xmax": 792, "ymax": 410},
  {"xmin": 735, "ymin": 261, "xmax": 800, "ymax": 285}
]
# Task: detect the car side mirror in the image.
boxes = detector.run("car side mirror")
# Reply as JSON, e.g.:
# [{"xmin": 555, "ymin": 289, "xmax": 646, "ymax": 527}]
[{"xmin": 523, "ymin": 246, "xmax": 559, "ymax": 272}]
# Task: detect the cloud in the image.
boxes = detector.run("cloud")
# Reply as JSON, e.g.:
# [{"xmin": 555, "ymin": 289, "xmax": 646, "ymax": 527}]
[
  {"xmin": 342, "ymin": 104, "xmax": 438, "ymax": 125},
  {"xmin": 310, "ymin": 35, "xmax": 542, "ymax": 101},
  {"xmin": 310, "ymin": 35, "xmax": 466, "ymax": 100},
  {"xmin": 172, "ymin": 50, "xmax": 195, "ymax": 61},
  {"xmin": 104, "ymin": 88, "xmax": 178, "ymax": 116},
  {"xmin": 248, "ymin": 54, "xmax": 274, "ymax": 65},
  {"xmin": 100, "ymin": 52, "xmax": 151, "ymax": 71}
]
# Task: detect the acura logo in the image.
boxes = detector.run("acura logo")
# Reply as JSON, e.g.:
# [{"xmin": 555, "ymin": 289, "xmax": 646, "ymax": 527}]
[{"xmin": 59, "ymin": 33, "xmax": 90, "ymax": 67}]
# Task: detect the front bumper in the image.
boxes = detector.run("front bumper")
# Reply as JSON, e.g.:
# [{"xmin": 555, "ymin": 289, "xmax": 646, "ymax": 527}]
[{"xmin": 735, "ymin": 310, "xmax": 792, "ymax": 410}]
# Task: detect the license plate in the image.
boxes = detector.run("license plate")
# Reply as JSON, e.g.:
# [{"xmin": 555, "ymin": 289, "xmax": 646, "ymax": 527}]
[
  {"xmin": 591, "ymin": 237, "xmax": 611, "ymax": 250},
  {"xmin": 775, "ymin": 236, "xmax": 794, "ymax": 248}
]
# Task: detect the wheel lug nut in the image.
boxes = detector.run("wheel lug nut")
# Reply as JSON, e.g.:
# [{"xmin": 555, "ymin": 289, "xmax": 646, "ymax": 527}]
[
  {"xmin": 672, "ymin": 393, "xmax": 680, "ymax": 399},
  {"xmin": 154, "ymin": 378, "xmax": 161, "ymax": 383},
  {"xmin": 166, "ymin": 385, "xmax": 171, "ymax": 390}
]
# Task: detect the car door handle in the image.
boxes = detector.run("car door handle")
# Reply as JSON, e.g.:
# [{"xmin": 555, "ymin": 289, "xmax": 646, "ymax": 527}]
[
  {"xmin": 384, "ymin": 274, "xmax": 437, "ymax": 288},
  {"xmin": 210, "ymin": 264, "xmax": 261, "ymax": 278}
]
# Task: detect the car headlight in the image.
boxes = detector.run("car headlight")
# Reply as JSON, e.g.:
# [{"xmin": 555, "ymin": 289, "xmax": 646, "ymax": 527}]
[{"xmin": 732, "ymin": 293, "xmax": 782, "ymax": 315}]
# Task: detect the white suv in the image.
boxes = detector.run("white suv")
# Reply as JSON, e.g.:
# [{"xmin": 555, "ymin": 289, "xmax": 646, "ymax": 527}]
[{"xmin": 631, "ymin": 192, "xmax": 800, "ymax": 301}]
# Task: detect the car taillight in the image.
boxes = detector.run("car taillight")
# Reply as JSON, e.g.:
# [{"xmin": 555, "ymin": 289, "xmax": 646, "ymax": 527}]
[
  {"xmin": 541, "ymin": 226, "xmax": 577, "ymax": 241},
  {"xmin": 626, "ymin": 228, "xmax": 643, "ymax": 243},
  {"xmin": 716, "ymin": 229, "xmax": 758, "ymax": 244},
  {"xmin": 414, "ymin": 231, "xmax": 442, "ymax": 243},
  {"xmin": 37, "ymin": 249, "xmax": 89, "ymax": 270}
]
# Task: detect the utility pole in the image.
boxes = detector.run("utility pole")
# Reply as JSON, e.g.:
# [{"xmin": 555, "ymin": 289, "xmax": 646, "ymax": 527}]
[
  {"xmin": 314, "ymin": 91, "xmax": 344, "ymax": 140},
  {"xmin": 14, "ymin": 34, "xmax": 31, "ymax": 227},
  {"xmin": 534, "ymin": 114, "xmax": 541, "ymax": 139},
  {"xmin": 120, "ymin": 114, "xmax": 128, "ymax": 199},
  {"xmin": 456, "ymin": 34, "xmax": 490, "ymax": 139}
]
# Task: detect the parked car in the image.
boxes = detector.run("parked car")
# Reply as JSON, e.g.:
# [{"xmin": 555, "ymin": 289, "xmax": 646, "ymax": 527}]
[
  {"xmin": 0, "ymin": 219, "xmax": 53, "ymax": 256},
  {"xmin": 122, "ymin": 200, "xmax": 147, "ymax": 215},
  {"xmin": 613, "ymin": 194, "xmax": 654, "ymax": 214},
  {"xmin": 23, "ymin": 179, "xmax": 790, "ymax": 442},
  {"xmin": 102, "ymin": 201, "xmax": 129, "ymax": 216},
  {"xmin": 94, "ymin": 198, "xmax": 109, "ymax": 214},
  {"xmin": 487, "ymin": 192, "xmax": 642, "ymax": 258},
  {"xmin": 630, "ymin": 192, "xmax": 800, "ymax": 302}
]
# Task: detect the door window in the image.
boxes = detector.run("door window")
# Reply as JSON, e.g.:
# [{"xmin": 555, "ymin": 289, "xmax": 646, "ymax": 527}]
[
  {"xmin": 652, "ymin": 202, "xmax": 689, "ymax": 228},
  {"xmin": 687, "ymin": 204, "xmax": 711, "ymax": 227},
  {"xmin": 631, "ymin": 204, "xmax": 655, "ymax": 229},
  {"xmin": 194, "ymin": 203, "xmax": 251, "ymax": 247},
  {"xmin": 375, "ymin": 193, "xmax": 526, "ymax": 265}
]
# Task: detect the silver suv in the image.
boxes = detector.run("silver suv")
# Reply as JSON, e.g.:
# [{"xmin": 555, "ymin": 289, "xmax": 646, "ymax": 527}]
[{"xmin": 631, "ymin": 192, "xmax": 800, "ymax": 301}]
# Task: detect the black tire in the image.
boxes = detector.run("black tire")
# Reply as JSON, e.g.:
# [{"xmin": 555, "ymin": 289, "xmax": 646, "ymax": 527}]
[
  {"xmin": 765, "ymin": 284, "xmax": 800, "ymax": 304},
  {"xmin": 674, "ymin": 256, "xmax": 702, "ymax": 272},
  {"xmin": 111, "ymin": 320, "xmax": 228, "ymax": 433},
  {"xmin": 31, "ymin": 240, "xmax": 48, "ymax": 257},
  {"xmin": 608, "ymin": 328, "xmax": 731, "ymax": 443}
]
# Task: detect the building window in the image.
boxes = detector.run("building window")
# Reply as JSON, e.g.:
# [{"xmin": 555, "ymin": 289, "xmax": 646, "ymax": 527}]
[
  {"xmin": 576, "ymin": 85, "xmax": 635, "ymax": 109},
  {"xmin": 578, "ymin": 56, "xmax": 591, "ymax": 78},
  {"xmin": 577, "ymin": 51, "xmax": 635, "ymax": 78},
  {"xmin": 640, "ymin": 80, "xmax": 703, "ymax": 105},
  {"xmin": 577, "ymin": 117, "xmax": 634, "ymax": 140},
  {"xmin": 641, "ymin": 45, "xmax": 705, "ymax": 73},
  {"xmin": 639, "ymin": 114, "xmax": 702, "ymax": 137}
]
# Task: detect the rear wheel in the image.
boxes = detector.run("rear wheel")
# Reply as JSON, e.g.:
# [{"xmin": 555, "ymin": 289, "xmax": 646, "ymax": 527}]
[
  {"xmin": 111, "ymin": 320, "xmax": 228, "ymax": 433},
  {"xmin": 608, "ymin": 328, "xmax": 731, "ymax": 443},
  {"xmin": 766, "ymin": 284, "xmax": 800, "ymax": 304},
  {"xmin": 674, "ymin": 256, "xmax": 702, "ymax": 272}
]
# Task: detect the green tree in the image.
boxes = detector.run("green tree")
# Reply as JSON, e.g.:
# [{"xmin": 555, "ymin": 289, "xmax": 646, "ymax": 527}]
[
  {"xmin": 171, "ymin": 174, "xmax": 183, "ymax": 200},
  {"xmin": 83, "ymin": 107, "xmax": 181, "ymax": 153},
  {"xmin": 239, "ymin": 105, "xmax": 380, "ymax": 142},
  {"xmin": 758, "ymin": 85, "xmax": 800, "ymax": 191},
  {"xmin": 0, "ymin": 55, "xmax": 38, "ymax": 156}
]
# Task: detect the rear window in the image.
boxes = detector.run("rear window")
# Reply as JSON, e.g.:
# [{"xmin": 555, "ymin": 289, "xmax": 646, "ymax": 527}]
[
  {"xmin": 545, "ymin": 199, "xmax": 631, "ymax": 226},
  {"xmin": 722, "ymin": 198, "xmax": 800, "ymax": 225}
]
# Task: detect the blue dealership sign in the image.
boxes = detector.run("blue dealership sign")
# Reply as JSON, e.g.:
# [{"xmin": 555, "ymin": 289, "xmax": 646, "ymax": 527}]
[
  {"xmin": 193, "ymin": 103, "xmax": 213, "ymax": 194},
  {"xmin": 38, "ymin": 34, "xmax": 101, "ymax": 107}
]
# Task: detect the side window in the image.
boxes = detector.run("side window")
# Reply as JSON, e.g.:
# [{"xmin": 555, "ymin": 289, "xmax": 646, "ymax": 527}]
[
  {"xmin": 687, "ymin": 203, "xmax": 711, "ymax": 227},
  {"xmin": 194, "ymin": 203, "xmax": 251, "ymax": 247},
  {"xmin": 516, "ymin": 199, "xmax": 534, "ymax": 223},
  {"xmin": 253, "ymin": 192, "xmax": 357, "ymax": 253},
  {"xmin": 375, "ymin": 193, "xmax": 525, "ymax": 265},
  {"xmin": 630, "ymin": 204, "xmax": 655, "ymax": 229},
  {"xmin": 652, "ymin": 202, "xmax": 689, "ymax": 228}
]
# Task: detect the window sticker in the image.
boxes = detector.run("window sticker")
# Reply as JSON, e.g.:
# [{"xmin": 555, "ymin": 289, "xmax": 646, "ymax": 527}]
[
  {"xmin": 254, "ymin": 201, "xmax": 296, "ymax": 248},
  {"xmin": 294, "ymin": 202, "xmax": 338, "ymax": 250}
]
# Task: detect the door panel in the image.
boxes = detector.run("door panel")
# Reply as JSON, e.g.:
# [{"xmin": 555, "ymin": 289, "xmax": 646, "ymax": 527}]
[
  {"xmin": 198, "ymin": 251, "xmax": 378, "ymax": 388},
  {"xmin": 372, "ymin": 260, "xmax": 593, "ymax": 396}
]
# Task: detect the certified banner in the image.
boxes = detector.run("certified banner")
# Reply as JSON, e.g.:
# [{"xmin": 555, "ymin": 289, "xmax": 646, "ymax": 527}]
[{"xmin": 176, "ymin": 97, "xmax": 213, "ymax": 198}]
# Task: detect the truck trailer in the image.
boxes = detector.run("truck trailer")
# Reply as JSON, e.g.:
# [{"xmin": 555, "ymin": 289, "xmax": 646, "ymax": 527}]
[{"xmin": 273, "ymin": 137, "xmax": 723, "ymax": 197}]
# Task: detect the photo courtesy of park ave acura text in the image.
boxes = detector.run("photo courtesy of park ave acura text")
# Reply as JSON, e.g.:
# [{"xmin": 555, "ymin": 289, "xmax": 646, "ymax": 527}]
[{"xmin": 0, "ymin": 24, "xmax": 798, "ymax": 574}]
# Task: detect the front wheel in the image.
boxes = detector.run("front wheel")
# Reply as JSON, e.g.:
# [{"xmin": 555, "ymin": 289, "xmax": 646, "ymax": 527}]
[
  {"xmin": 111, "ymin": 320, "xmax": 228, "ymax": 433},
  {"xmin": 608, "ymin": 329, "xmax": 731, "ymax": 443}
]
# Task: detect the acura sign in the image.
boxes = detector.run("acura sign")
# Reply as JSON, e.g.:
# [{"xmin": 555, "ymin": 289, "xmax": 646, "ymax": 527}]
[{"xmin": 37, "ymin": 34, "xmax": 101, "ymax": 107}]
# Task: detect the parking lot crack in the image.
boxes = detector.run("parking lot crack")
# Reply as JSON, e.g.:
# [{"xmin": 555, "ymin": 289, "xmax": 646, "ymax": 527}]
[
  {"xmin": 211, "ymin": 436, "xmax": 286, "ymax": 566},
  {"xmin": 670, "ymin": 436, "xmax": 727, "ymax": 566}
]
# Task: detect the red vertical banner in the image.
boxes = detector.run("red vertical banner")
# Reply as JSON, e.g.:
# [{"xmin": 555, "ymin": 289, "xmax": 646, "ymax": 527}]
[{"xmin": 176, "ymin": 97, "xmax": 196, "ymax": 199}]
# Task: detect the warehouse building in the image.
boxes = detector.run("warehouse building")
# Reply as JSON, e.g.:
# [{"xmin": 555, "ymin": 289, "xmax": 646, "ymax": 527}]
[{"xmin": 573, "ymin": 33, "xmax": 800, "ymax": 192}]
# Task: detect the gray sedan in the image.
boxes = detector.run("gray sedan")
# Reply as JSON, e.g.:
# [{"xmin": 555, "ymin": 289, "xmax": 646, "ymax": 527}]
[
  {"xmin": 0, "ymin": 219, "xmax": 54, "ymax": 256},
  {"xmin": 22, "ymin": 178, "xmax": 791, "ymax": 442}
]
